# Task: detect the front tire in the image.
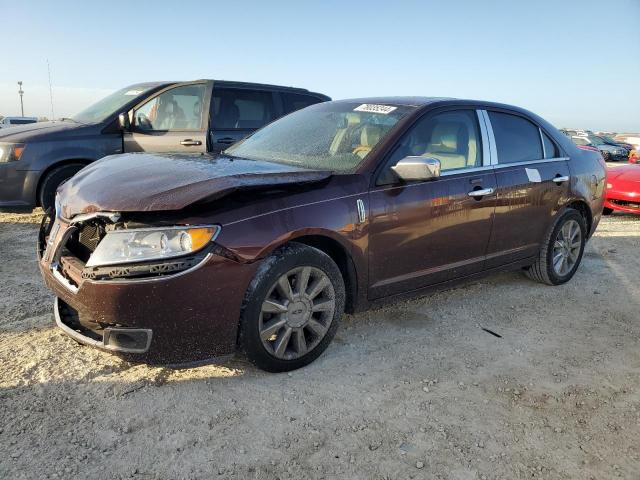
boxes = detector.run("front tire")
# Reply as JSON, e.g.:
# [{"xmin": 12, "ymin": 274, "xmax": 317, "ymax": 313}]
[
  {"xmin": 239, "ymin": 243, "xmax": 345, "ymax": 372},
  {"xmin": 525, "ymin": 208, "xmax": 587, "ymax": 286},
  {"xmin": 38, "ymin": 163, "xmax": 86, "ymax": 211},
  {"xmin": 602, "ymin": 207, "xmax": 613, "ymax": 216}
]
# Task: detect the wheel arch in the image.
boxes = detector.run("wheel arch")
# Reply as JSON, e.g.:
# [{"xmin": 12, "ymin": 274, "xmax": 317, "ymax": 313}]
[
  {"xmin": 285, "ymin": 234, "xmax": 359, "ymax": 314},
  {"xmin": 564, "ymin": 199, "xmax": 593, "ymax": 237},
  {"xmin": 35, "ymin": 159, "xmax": 92, "ymax": 207}
]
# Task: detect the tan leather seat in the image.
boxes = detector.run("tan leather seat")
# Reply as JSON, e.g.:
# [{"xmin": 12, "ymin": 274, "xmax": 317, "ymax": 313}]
[
  {"xmin": 425, "ymin": 121, "xmax": 480, "ymax": 171},
  {"xmin": 329, "ymin": 114, "xmax": 361, "ymax": 155},
  {"xmin": 353, "ymin": 124, "xmax": 383, "ymax": 158}
]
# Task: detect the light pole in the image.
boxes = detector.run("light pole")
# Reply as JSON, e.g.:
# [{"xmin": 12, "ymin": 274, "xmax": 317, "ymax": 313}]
[{"xmin": 18, "ymin": 81, "xmax": 24, "ymax": 117}]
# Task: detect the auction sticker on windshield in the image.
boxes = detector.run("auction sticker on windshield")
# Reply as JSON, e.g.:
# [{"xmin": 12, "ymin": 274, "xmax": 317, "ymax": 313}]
[
  {"xmin": 354, "ymin": 104, "xmax": 398, "ymax": 115},
  {"xmin": 124, "ymin": 90, "xmax": 144, "ymax": 96}
]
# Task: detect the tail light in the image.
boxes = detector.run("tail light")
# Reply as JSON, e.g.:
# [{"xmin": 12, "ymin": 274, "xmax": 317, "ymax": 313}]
[{"xmin": 577, "ymin": 145, "xmax": 600, "ymax": 152}]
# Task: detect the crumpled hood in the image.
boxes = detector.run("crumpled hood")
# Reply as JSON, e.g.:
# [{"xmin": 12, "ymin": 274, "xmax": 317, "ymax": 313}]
[
  {"xmin": 58, "ymin": 153, "xmax": 332, "ymax": 219},
  {"xmin": 0, "ymin": 120, "xmax": 88, "ymax": 142}
]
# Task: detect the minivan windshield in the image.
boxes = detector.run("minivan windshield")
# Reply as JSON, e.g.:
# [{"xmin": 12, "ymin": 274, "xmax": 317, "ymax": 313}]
[
  {"xmin": 72, "ymin": 84, "xmax": 160, "ymax": 124},
  {"xmin": 225, "ymin": 102, "xmax": 415, "ymax": 172}
]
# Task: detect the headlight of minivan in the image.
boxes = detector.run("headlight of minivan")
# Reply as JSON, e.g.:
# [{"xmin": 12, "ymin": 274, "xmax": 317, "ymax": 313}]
[
  {"xmin": 86, "ymin": 225, "xmax": 220, "ymax": 267},
  {"xmin": 0, "ymin": 143, "xmax": 26, "ymax": 162}
]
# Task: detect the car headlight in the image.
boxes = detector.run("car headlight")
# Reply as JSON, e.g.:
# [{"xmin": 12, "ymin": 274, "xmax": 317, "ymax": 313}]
[
  {"xmin": 0, "ymin": 143, "xmax": 26, "ymax": 163},
  {"xmin": 607, "ymin": 183, "xmax": 612, "ymax": 189},
  {"xmin": 85, "ymin": 225, "xmax": 220, "ymax": 267}
]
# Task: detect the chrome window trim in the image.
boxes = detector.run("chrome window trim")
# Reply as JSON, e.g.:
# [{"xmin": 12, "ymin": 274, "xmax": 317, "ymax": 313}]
[
  {"xmin": 539, "ymin": 128, "xmax": 547, "ymax": 159},
  {"xmin": 476, "ymin": 110, "xmax": 491, "ymax": 168},
  {"xmin": 441, "ymin": 157, "xmax": 569, "ymax": 176},
  {"xmin": 480, "ymin": 110, "xmax": 498, "ymax": 165},
  {"xmin": 440, "ymin": 165, "xmax": 494, "ymax": 177},
  {"xmin": 492, "ymin": 157, "xmax": 569, "ymax": 170}
]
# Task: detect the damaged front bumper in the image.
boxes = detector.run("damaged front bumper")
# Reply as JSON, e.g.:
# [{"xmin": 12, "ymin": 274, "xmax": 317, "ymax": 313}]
[
  {"xmin": 54, "ymin": 297, "xmax": 153, "ymax": 354},
  {"xmin": 39, "ymin": 212, "xmax": 259, "ymax": 364}
]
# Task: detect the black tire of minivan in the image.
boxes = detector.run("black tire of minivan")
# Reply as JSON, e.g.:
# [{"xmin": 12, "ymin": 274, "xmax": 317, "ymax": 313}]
[
  {"xmin": 525, "ymin": 208, "xmax": 587, "ymax": 286},
  {"xmin": 38, "ymin": 163, "xmax": 86, "ymax": 212},
  {"xmin": 239, "ymin": 242, "xmax": 345, "ymax": 372}
]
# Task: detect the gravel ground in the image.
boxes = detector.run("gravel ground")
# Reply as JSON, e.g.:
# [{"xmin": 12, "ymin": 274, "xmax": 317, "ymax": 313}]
[{"xmin": 0, "ymin": 209, "xmax": 639, "ymax": 480}]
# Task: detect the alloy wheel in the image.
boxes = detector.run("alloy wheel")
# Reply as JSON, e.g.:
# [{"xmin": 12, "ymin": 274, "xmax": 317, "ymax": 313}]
[
  {"xmin": 552, "ymin": 219, "xmax": 582, "ymax": 277},
  {"xmin": 259, "ymin": 266, "xmax": 336, "ymax": 360}
]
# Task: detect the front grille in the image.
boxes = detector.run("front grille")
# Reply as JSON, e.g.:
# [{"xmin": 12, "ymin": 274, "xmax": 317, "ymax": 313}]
[{"xmin": 610, "ymin": 198, "xmax": 640, "ymax": 209}]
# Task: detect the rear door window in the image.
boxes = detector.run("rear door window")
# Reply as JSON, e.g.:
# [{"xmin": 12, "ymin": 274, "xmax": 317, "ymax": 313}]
[
  {"xmin": 282, "ymin": 92, "xmax": 324, "ymax": 113},
  {"xmin": 212, "ymin": 88, "xmax": 275, "ymax": 130},
  {"xmin": 488, "ymin": 111, "xmax": 543, "ymax": 163}
]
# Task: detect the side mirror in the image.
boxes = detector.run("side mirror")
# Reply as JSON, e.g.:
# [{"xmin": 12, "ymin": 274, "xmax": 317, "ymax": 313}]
[
  {"xmin": 118, "ymin": 112, "xmax": 130, "ymax": 131},
  {"xmin": 391, "ymin": 156, "xmax": 441, "ymax": 181}
]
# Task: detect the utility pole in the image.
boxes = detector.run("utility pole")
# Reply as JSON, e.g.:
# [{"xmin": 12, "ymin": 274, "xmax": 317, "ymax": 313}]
[
  {"xmin": 17, "ymin": 81, "xmax": 24, "ymax": 117},
  {"xmin": 47, "ymin": 60, "xmax": 55, "ymax": 120}
]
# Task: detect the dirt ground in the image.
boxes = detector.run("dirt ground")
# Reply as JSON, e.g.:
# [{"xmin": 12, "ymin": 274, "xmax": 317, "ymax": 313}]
[{"xmin": 1, "ymin": 208, "xmax": 639, "ymax": 480}]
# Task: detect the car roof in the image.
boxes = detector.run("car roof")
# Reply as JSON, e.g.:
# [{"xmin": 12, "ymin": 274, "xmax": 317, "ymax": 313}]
[
  {"xmin": 141, "ymin": 79, "xmax": 330, "ymax": 100},
  {"xmin": 199, "ymin": 79, "xmax": 329, "ymax": 99},
  {"xmin": 330, "ymin": 96, "xmax": 542, "ymax": 114}
]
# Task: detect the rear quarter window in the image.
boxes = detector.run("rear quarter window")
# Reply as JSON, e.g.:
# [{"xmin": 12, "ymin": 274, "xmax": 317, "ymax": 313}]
[{"xmin": 541, "ymin": 131, "xmax": 559, "ymax": 158}]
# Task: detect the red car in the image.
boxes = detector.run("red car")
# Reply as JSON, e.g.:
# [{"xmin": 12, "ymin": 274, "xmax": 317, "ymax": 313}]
[{"xmin": 604, "ymin": 164, "xmax": 640, "ymax": 215}]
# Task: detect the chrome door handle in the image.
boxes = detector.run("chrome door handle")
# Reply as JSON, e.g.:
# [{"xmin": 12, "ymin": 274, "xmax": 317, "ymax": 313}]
[
  {"xmin": 180, "ymin": 139, "xmax": 202, "ymax": 146},
  {"xmin": 552, "ymin": 175, "xmax": 570, "ymax": 184},
  {"xmin": 468, "ymin": 187, "xmax": 494, "ymax": 198}
]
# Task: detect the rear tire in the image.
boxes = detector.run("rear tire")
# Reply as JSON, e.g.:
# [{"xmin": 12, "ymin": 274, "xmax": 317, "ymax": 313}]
[
  {"xmin": 525, "ymin": 208, "xmax": 587, "ymax": 286},
  {"xmin": 38, "ymin": 163, "xmax": 86, "ymax": 212},
  {"xmin": 239, "ymin": 242, "xmax": 345, "ymax": 372}
]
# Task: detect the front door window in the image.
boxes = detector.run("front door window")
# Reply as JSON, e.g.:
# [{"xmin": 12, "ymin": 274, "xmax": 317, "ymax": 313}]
[{"xmin": 134, "ymin": 84, "xmax": 206, "ymax": 131}]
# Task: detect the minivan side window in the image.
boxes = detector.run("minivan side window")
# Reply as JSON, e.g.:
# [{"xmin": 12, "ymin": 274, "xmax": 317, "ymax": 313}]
[
  {"xmin": 134, "ymin": 84, "xmax": 206, "ymax": 131},
  {"xmin": 488, "ymin": 111, "xmax": 543, "ymax": 163},
  {"xmin": 282, "ymin": 92, "xmax": 323, "ymax": 113},
  {"xmin": 380, "ymin": 109, "xmax": 482, "ymax": 184},
  {"xmin": 212, "ymin": 88, "xmax": 275, "ymax": 130}
]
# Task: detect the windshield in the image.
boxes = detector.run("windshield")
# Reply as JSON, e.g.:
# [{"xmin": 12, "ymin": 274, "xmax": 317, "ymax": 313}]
[
  {"xmin": 225, "ymin": 102, "xmax": 415, "ymax": 172},
  {"xmin": 72, "ymin": 84, "xmax": 159, "ymax": 123},
  {"xmin": 589, "ymin": 136, "xmax": 606, "ymax": 145}
]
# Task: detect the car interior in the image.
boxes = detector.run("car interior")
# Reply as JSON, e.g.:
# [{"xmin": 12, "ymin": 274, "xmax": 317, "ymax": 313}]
[{"xmin": 377, "ymin": 111, "xmax": 481, "ymax": 184}]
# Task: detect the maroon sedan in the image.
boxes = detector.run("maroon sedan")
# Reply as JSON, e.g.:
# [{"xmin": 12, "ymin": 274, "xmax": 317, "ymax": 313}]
[
  {"xmin": 39, "ymin": 98, "xmax": 606, "ymax": 371},
  {"xmin": 604, "ymin": 164, "xmax": 640, "ymax": 215}
]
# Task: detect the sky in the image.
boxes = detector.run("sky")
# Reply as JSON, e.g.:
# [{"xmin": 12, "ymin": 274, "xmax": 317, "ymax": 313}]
[{"xmin": 1, "ymin": 0, "xmax": 638, "ymax": 131}]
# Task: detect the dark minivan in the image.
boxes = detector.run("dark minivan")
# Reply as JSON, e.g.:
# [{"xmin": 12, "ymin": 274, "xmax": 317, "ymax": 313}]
[
  {"xmin": 39, "ymin": 97, "xmax": 606, "ymax": 372},
  {"xmin": 0, "ymin": 80, "xmax": 329, "ymax": 211}
]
